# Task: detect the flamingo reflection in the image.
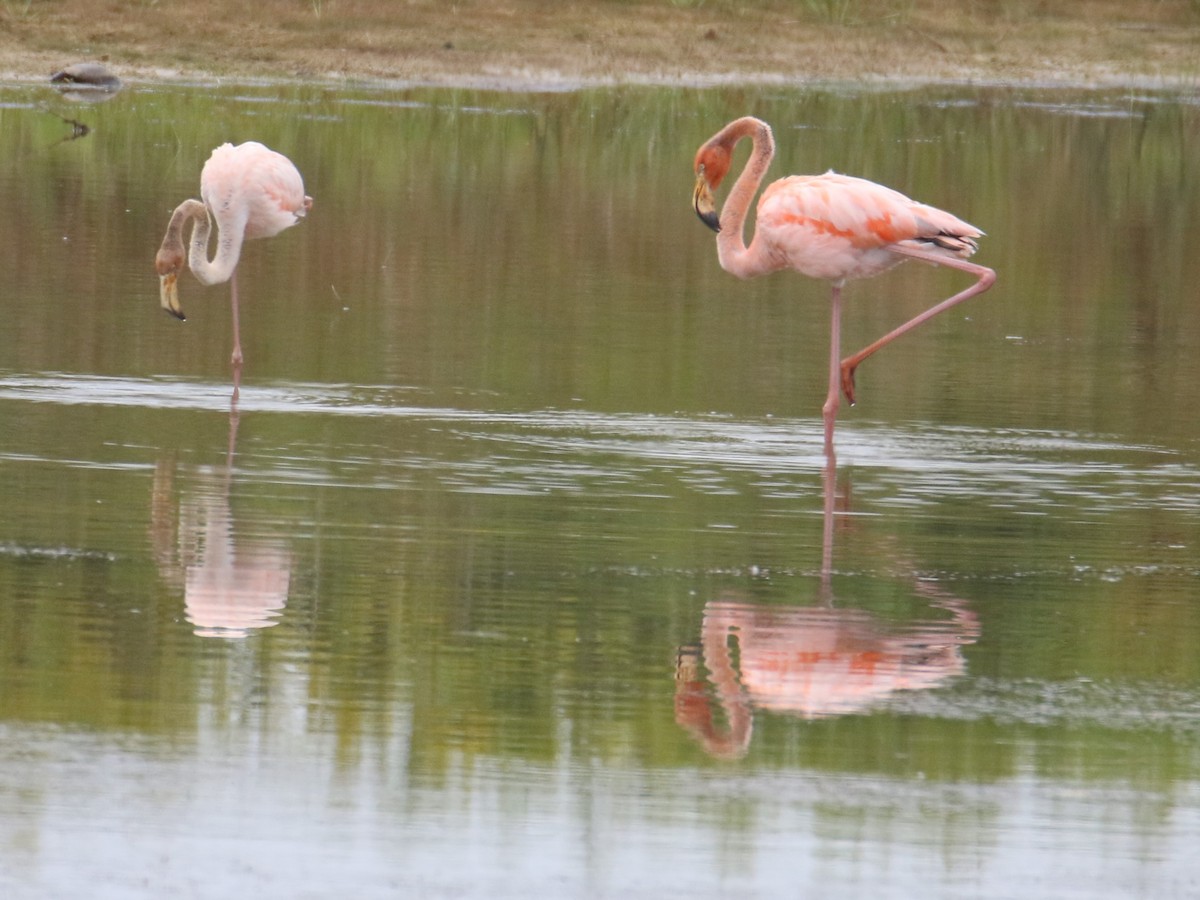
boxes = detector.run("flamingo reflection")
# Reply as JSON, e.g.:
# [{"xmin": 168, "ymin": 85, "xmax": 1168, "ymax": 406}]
[
  {"xmin": 675, "ymin": 456, "xmax": 979, "ymax": 759},
  {"xmin": 151, "ymin": 413, "xmax": 291, "ymax": 638}
]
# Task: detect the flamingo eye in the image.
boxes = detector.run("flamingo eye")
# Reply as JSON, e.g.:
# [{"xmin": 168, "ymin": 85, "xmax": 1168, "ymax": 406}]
[{"xmin": 697, "ymin": 147, "xmax": 731, "ymax": 187}]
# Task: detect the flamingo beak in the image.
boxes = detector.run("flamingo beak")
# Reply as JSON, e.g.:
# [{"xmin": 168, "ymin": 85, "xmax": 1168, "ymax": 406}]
[
  {"xmin": 159, "ymin": 271, "xmax": 187, "ymax": 321},
  {"xmin": 694, "ymin": 172, "xmax": 720, "ymax": 233}
]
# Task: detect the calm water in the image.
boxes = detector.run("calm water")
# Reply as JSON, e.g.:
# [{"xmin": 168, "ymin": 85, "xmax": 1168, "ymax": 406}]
[{"xmin": 1, "ymin": 79, "xmax": 1199, "ymax": 898}]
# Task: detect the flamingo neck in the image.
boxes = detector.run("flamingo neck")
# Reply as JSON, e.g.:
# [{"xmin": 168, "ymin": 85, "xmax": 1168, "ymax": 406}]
[
  {"xmin": 159, "ymin": 199, "xmax": 206, "ymax": 263},
  {"xmin": 188, "ymin": 203, "xmax": 246, "ymax": 286},
  {"xmin": 717, "ymin": 117, "xmax": 777, "ymax": 279}
]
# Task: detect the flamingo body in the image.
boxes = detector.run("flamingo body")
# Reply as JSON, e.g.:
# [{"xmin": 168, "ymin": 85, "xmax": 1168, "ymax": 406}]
[
  {"xmin": 155, "ymin": 141, "xmax": 311, "ymax": 394},
  {"xmin": 755, "ymin": 173, "xmax": 981, "ymax": 282},
  {"xmin": 198, "ymin": 142, "xmax": 310, "ymax": 263},
  {"xmin": 693, "ymin": 116, "xmax": 995, "ymax": 452}
]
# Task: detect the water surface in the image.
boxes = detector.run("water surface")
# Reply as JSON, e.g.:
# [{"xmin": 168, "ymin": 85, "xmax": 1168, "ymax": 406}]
[{"xmin": 0, "ymin": 80, "xmax": 1198, "ymax": 898}]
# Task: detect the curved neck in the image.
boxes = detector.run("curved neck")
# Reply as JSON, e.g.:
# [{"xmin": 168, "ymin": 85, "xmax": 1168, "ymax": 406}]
[
  {"xmin": 161, "ymin": 198, "xmax": 246, "ymax": 287},
  {"xmin": 188, "ymin": 203, "xmax": 246, "ymax": 286},
  {"xmin": 159, "ymin": 199, "xmax": 206, "ymax": 261},
  {"xmin": 694, "ymin": 615, "xmax": 754, "ymax": 757},
  {"xmin": 717, "ymin": 117, "xmax": 776, "ymax": 278}
]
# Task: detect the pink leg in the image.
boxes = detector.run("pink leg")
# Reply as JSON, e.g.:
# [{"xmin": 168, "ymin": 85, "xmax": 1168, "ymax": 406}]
[
  {"xmin": 821, "ymin": 282, "xmax": 844, "ymax": 455},
  {"xmin": 840, "ymin": 247, "xmax": 996, "ymax": 405},
  {"xmin": 230, "ymin": 269, "xmax": 244, "ymax": 370},
  {"xmin": 229, "ymin": 269, "xmax": 243, "ymax": 404},
  {"xmin": 821, "ymin": 292, "xmax": 841, "ymax": 598}
]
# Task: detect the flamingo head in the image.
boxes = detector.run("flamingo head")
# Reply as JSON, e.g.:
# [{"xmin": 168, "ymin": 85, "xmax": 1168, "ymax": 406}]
[
  {"xmin": 155, "ymin": 244, "xmax": 187, "ymax": 321},
  {"xmin": 693, "ymin": 141, "xmax": 732, "ymax": 233},
  {"xmin": 154, "ymin": 197, "xmax": 208, "ymax": 321}
]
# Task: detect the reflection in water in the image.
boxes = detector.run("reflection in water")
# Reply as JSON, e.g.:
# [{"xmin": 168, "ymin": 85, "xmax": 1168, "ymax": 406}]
[
  {"xmin": 675, "ymin": 593, "xmax": 980, "ymax": 759},
  {"xmin": 676, "ymin": 458, "xmax": 980, "ymax": 759},
  {"xmin": 150, "ymin": 413, "xmax": 291, "ymax": 638},
  {"xmin": 39, "ymin": 105, "xmax": 91, "ymax": 144}
]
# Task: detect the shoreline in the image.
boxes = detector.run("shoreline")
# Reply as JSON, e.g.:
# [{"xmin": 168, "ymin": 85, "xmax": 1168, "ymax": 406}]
[
  {"xmin": 1, "ymin": 0, "xmax": 1197, "ymax": 95},
  {"xmin": 11, "ymin": 67, "xmax": 1199, "ymax": 96}
]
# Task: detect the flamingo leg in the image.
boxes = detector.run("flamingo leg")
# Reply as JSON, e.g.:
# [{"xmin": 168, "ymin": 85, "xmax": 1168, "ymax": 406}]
[
  {"xmin": 229, "ymin": 269, "xmax": 244, "ymax": 405},
  {"xmin": 839, "ymin": 247, "xmax": 996, "ymax": 406},
  {"xmin": 822, "ymin": 281, "xmax": 844, "ymax": 455},
  {"xmin": 230, "ymin": 269, "xmax": 244, "ymax": 369}
]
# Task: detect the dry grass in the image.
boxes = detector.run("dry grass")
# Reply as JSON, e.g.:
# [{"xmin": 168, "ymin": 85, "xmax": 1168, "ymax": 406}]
[{"xmin": 1, "ymin": 0, "xmax": 1198, "ymax": 88}]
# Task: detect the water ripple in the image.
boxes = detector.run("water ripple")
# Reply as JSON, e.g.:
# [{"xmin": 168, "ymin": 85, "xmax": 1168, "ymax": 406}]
[
  {"xmin": 899, "ymin": 677, "xmax": 1200, "ymax": 736},
  {"xmin": 1, "ymin": 372, "xmax": 1194, "ymax": 513}
]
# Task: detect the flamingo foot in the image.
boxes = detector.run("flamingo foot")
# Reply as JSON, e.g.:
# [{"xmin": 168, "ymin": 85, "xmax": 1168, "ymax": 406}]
[{"xmin": 839, "ymin": 362, "xmax": 858, "ymax": 407}]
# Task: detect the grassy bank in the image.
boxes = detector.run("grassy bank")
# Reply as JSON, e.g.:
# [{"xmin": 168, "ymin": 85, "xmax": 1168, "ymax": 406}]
[{"xmin": 2, "ymin": 0, "xmax": 1198, "ymax": 88}]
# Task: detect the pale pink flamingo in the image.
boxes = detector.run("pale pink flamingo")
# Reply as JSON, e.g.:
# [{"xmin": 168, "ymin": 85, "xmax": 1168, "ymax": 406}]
[
  {"xmin": 155, "ymin": 141, "xmax": 312, "ymax": 397},
  {"xmin": 693, "ymin": 116, "xmax": 995, "ymax": 453}
]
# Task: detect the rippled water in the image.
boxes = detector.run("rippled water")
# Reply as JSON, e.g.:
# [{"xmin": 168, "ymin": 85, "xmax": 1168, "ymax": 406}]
[{"xmin": 1, "ymin": 80, "xmax": 1198, "ymax": 898}]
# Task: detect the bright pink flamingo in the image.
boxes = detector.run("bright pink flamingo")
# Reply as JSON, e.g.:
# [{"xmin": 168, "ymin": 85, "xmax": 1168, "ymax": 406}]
[
  {"xmin": 693, "ymin": 116, "xmax": 995, "ymax": 454},
  {"xmin": 155, "ymin": 141, "xmax": 312, "ymax": 396}
]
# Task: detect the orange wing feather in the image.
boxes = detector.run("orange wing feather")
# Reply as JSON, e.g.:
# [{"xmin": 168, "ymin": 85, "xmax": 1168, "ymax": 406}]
[{"xmin": 755, "ymin": 172, "xmax": 981, "ymax": 282}]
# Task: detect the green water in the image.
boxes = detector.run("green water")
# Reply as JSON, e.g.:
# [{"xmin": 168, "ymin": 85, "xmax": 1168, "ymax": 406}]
[{"xmin": 0, "ymin": 79, "xmax": 1198, "ymax": 898}]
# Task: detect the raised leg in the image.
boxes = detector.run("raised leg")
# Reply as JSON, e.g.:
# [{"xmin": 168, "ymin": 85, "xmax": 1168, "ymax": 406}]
[
  {"xmin": 840, "ymin": 247, "xmax": 996, "ymax": 406},
  {"xmin": 821, "ymin": 282, "xmax": 844, "ymax": 455}
]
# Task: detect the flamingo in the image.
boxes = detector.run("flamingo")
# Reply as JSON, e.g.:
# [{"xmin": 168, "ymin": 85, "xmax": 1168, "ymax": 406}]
[
  {"xmin": 693, "ymin": 116, "xmax": 995, "ymax": 453},
  {"xmin": 155, "ymin": 141, "xmax": 312, "ymax": 397}
]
